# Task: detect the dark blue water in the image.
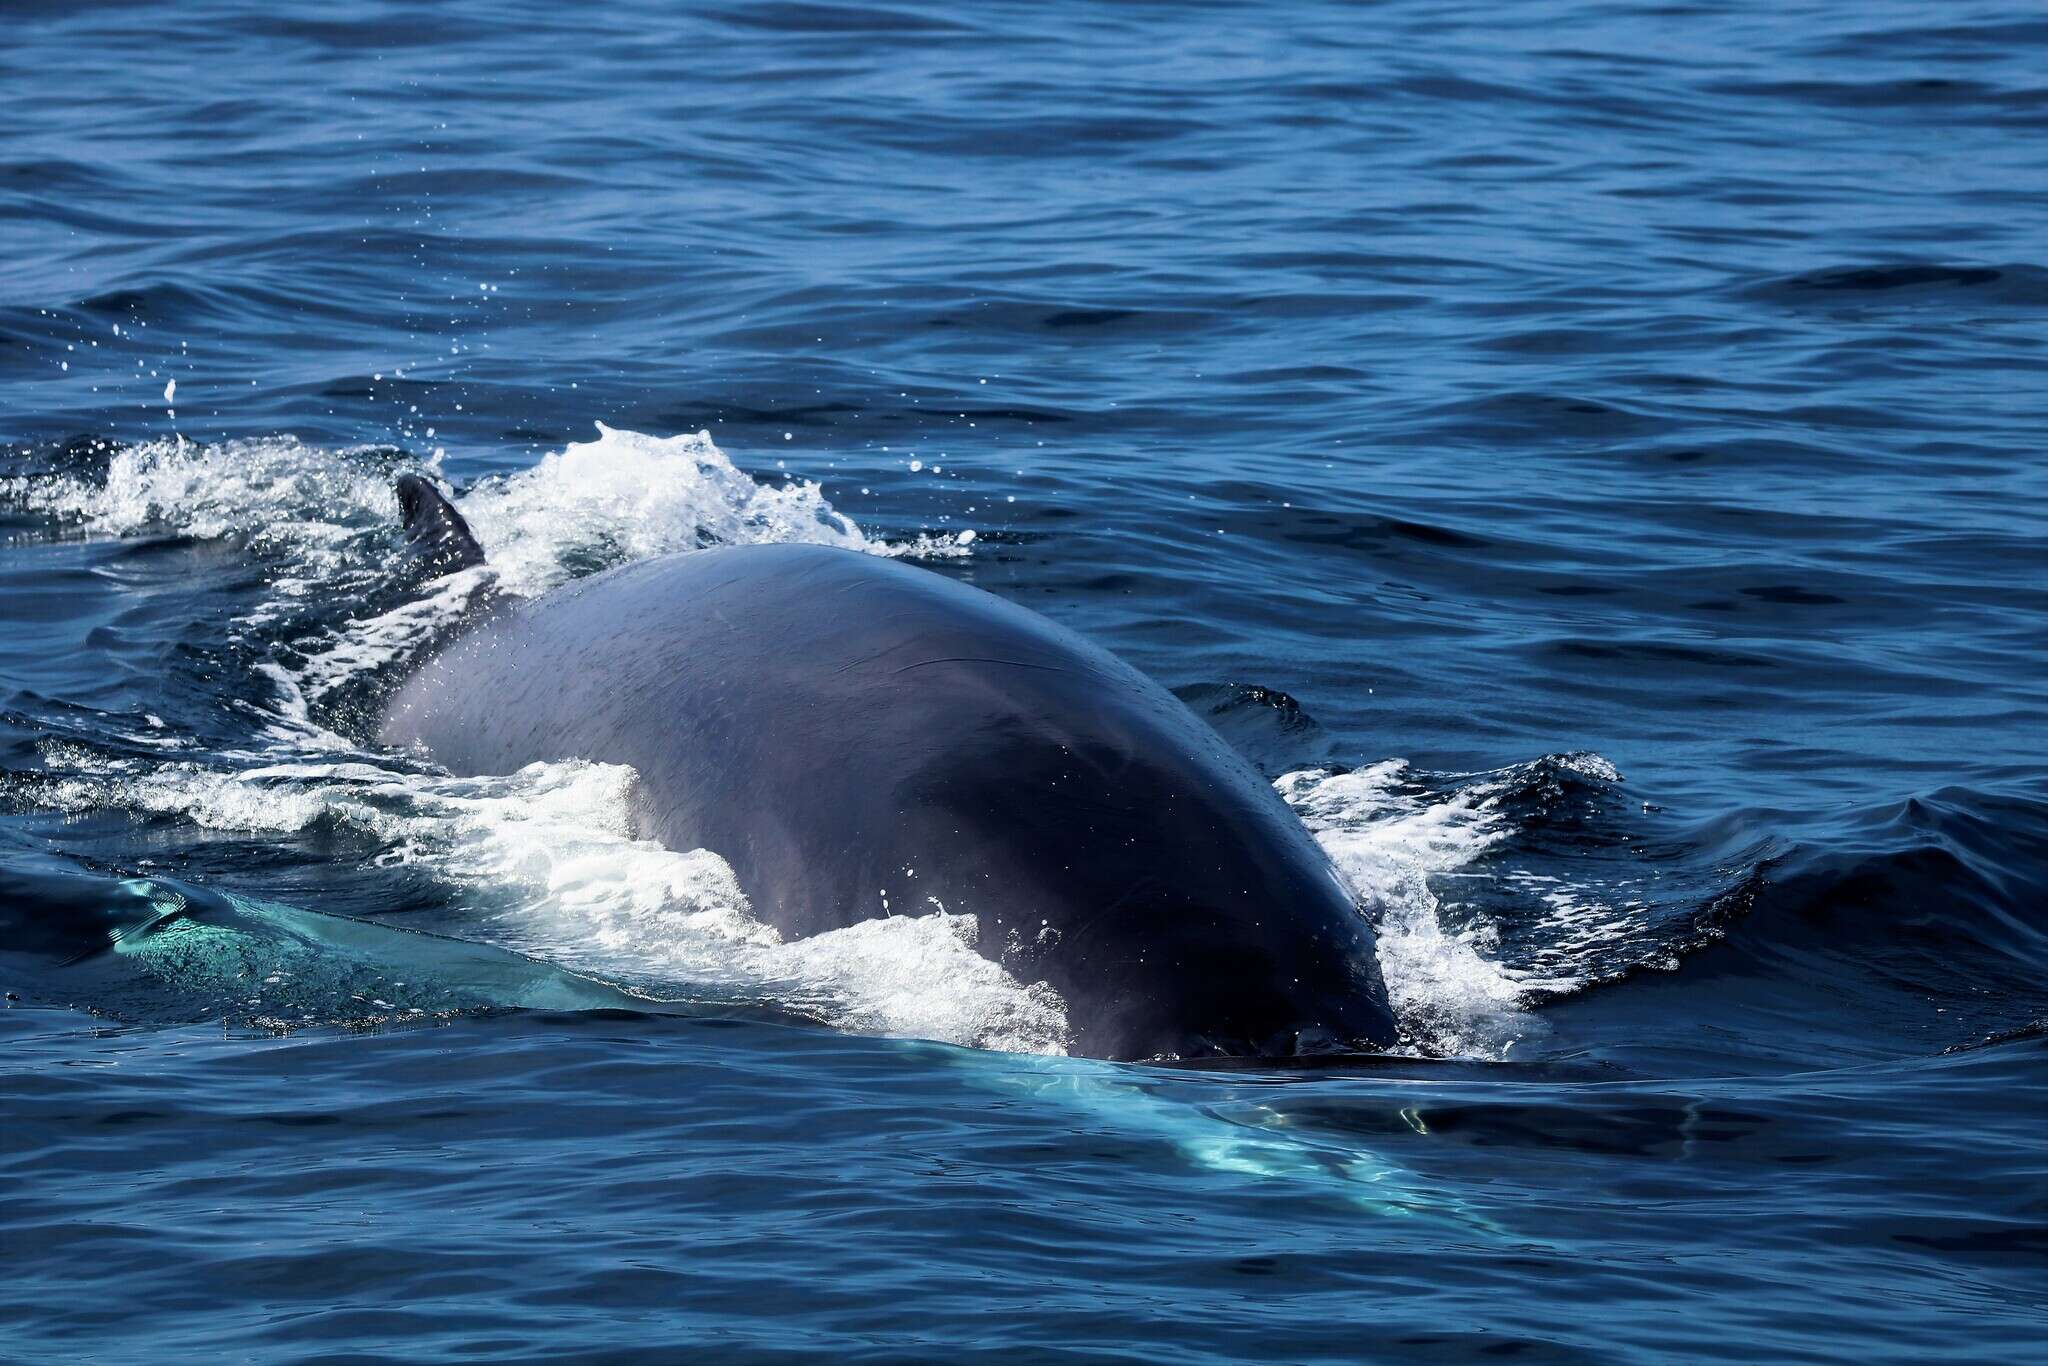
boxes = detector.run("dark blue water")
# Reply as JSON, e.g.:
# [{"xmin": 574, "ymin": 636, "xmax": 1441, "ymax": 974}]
[{"xmin": 4, "ymin": 1, "xmax": 2046, "ymax": 1358}]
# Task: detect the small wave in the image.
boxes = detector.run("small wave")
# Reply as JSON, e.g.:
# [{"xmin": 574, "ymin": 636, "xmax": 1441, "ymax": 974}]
[
  {"xmin": 1, "ymin": 434, "xmax": 403, "ymax": 582},
  {"xmin": 1673, "ymin": 786, "xmax": 2048, "ymax": 1023},
  {"xmin": 1171, "ymin": 681, "xmax": 1337, "ymax": 777},
  {"xmin": 1279, "ymin": 762, "xmax": 1531, "ymax": 1058},
  {"xmin": 1274, "ymin": 750, "xmax": 1741, "ymax": 1060},
  {"xmin": 1743, "ymin": 262, "xmax": 2048, "ymax": 308},
  {"xmin": 1521, "ymin": 779, "xmax": 2048, "ymax": 1064}
]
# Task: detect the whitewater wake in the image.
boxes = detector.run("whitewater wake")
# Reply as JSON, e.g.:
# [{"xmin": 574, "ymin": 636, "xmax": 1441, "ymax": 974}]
[{"xmin": 3, "ymin": 424, "xmax": 1638, "ymax": 1059}]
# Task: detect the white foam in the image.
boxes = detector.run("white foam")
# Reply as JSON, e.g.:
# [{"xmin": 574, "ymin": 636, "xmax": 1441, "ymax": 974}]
[
  {"xmin": 1277, "ymin": 763, "xmax": 1534, "ymax": 1058},
  {"xmin": 292, "ymin": 566, "xmax": 495, "ymax": 704},
  {"xmin": 1505, "ymin": 870, "xmax": 1669, "ymax": 982},
  {"xmin": 3, "ymin": 434, "xmax": 400, "ymax": 575},
  {"xmin": 451, "ymin": 424, "xmax": 876, "ymax": 598},
  {"xmin": 36, "ymin": 752, "xmax": 333, "ymax": 833},
  {"xmin": 399, "ymin": 760, "xmax": 1069, "ymax": 1054},
  {"xmin": 1550, "ymin": 752, "xmax": 1622, "ymax": 783}
]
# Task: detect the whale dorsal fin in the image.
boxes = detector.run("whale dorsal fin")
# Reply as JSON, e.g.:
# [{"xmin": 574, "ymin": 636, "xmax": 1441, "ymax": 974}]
[{"xmin": 394, "ymin": 473, "xmax": 486, "ymax": 578}]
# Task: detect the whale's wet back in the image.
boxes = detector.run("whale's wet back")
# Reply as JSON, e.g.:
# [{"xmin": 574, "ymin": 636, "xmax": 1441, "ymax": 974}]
[{"xmin": 380, "ymin": 534, "xmax": 1398, "ymax": 1060}]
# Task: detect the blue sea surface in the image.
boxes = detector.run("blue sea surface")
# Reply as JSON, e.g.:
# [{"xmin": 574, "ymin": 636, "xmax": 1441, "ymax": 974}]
[{"xmin": 3, "ymin": 1, "xmax": 2046, "ymax": 1359}]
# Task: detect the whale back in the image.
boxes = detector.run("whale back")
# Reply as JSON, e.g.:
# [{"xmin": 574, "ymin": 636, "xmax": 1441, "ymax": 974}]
[{"xmin": 379, "ymin": 543, "xmax": 1397, "ymax": 1059}]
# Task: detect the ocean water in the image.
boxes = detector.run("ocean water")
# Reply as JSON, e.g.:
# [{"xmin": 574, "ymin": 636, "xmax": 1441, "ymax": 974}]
[{"xmin": 3, "ymin": 0, "xmax": 2046, "ymax": 1358}]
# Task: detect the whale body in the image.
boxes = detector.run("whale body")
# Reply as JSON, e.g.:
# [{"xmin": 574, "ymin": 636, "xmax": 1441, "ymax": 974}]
[{"xmin": 378, "ymin": 479, "xmax": 1397, "ymax": 1060}]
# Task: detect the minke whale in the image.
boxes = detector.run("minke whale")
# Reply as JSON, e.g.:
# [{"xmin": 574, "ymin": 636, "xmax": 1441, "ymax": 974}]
[{"xmin": 378, "ymin": 475, "xmax": 1398, "ymax": 1060}]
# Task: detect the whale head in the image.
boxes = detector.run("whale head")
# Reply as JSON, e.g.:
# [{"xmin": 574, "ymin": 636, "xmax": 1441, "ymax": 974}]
[{"xmin": 902, "ymin": 726, "xmax": 1400, "ymax": 1062}]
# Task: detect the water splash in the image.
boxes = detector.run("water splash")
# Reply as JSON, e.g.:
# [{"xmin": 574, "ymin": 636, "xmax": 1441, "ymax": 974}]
[
  {"xmin": 1280, "ymin": 762, "xmax": 1534, "ymax": 1058},
  {"xmin": 452, "ymin": 424, "xmax": 873, "ymax": 598}
]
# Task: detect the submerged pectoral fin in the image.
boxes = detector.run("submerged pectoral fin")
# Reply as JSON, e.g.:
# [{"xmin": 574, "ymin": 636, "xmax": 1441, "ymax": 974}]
[
  {"xmin": 395, "ymin": 473, "xmax": 487, "ymax": 580},
  {"xmin": 0, "ymin": 862, "xmax": 193, "ymax": 967},
  {"xmin": 6, "ymin": 867, "xmax": 657, "ymax": 1024}
]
